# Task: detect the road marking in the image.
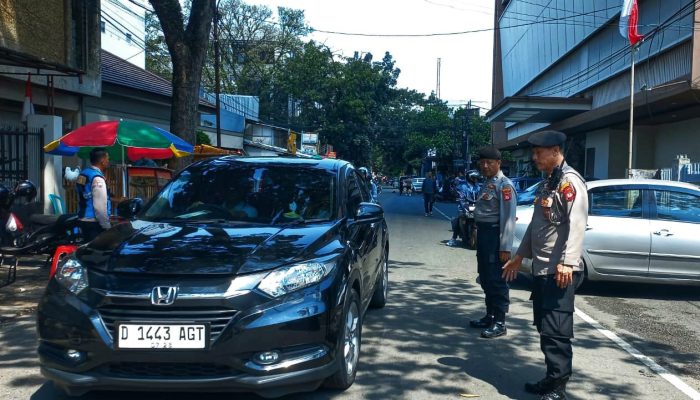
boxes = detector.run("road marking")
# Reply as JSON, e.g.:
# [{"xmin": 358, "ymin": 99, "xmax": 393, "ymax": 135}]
[
  {"xmin": 575, "ymin": 307, "xmax": 700, "ymax": 400},
  {"xmin": 432, "ymin": 205, "xmax": 453, "ymax": 221}
]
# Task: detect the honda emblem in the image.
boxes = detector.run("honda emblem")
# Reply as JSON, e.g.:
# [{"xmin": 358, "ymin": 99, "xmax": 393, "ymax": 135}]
[{"xmin": 150, "ymin": 286, "xmax": 178, "ymax": 306}]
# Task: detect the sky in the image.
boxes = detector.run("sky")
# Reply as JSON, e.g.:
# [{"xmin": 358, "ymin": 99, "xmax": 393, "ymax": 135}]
[{"xmin": 244, "ymin": 0, "xmax": 496, "ymax": 111}]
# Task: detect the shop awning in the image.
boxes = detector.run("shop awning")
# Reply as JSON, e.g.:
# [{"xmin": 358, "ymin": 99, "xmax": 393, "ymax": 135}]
[{"xmin": 486, "ymin": 96, "xmax": 592, "ymax": 123}]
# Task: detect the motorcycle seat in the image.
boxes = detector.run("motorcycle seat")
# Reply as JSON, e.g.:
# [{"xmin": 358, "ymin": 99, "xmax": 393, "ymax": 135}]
[{"xmin": 30, "ymin": 214, "xmax": 60, "ymax": 226}]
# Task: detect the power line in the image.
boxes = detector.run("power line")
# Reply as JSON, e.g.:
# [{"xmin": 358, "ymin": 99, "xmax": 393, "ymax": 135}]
[
  {"xmin": 523, "ymin": 1, "xmax": 699, "ymax": 97},
  {"xmin": 311, "ymin": 4, "xmax": 618, "ymax": 38}
]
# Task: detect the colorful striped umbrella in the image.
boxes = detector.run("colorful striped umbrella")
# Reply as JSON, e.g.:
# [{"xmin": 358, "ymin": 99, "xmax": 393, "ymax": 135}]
[{"xmin": 44, "ymin": 120, "xmax": 193, "ymax": 162}]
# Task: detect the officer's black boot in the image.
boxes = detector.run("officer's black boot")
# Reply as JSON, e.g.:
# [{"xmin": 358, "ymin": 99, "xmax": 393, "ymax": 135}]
[
  {"xmin": 526, "ymin": 376, "xmax": 568, "ymax": 396},
  {"xmin": 540, "ymin": 378, "xmax": 568, "ymax": 400},
  {"xmin": 481, "ymin": 311, "xmax": 506, "ymax": 338},
  {"xmin": 469, "ymin": 313, "xmax": 493, "ymax": 329}
]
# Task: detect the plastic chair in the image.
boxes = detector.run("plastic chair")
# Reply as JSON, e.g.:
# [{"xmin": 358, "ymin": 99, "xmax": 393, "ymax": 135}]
[{"xmin": 48, "ymin": 194, "xmax": 66, "ymax": 215}]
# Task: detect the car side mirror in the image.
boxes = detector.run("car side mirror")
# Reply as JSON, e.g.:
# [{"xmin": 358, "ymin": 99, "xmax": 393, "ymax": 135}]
[
  {"xmin": 355, "ymin": 202, "xmax": 383, "ymax": 223},
  {"xmin": 117, "ymin": 198, "xmax": 144, "ymax": 219}
]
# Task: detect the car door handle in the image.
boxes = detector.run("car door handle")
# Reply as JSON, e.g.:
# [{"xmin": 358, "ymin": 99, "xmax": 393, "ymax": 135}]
[
  {"xmin": 653, "ymin": 229, "xmax": 674, "ymax": 237},
  {"xmin": 585, "ymin": 225, "xmax": 593, "ymax": 231}
]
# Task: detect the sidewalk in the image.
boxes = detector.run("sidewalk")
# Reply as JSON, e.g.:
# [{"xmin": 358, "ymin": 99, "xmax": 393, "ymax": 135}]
[{"xmin": 0, "ymin": 256, "xmax": 50, "ymax": 325}]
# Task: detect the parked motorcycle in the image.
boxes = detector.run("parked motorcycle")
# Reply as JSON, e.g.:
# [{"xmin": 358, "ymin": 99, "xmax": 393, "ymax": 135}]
[
  {"xmin": 0, "ymin": 181, "xmax": 83, "ymax": 287},
  {"xmin": 456, "ymin": 191, "xmax": 477, "ymax": 249}
]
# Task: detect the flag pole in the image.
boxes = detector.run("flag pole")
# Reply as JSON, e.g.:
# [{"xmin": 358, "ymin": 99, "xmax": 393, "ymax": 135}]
[{"xmin": 627, "ymin": 45, "xmax": 637, "ymax": 178}]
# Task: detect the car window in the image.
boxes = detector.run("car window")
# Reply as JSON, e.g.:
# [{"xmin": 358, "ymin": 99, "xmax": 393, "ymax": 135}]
[
  {"xmin": 589, "ymin": 189, "xmax": 643, "ymax": 218},
  {"xmin": 654, "ymin": 190, "xmax": 700, "ymax": 223},
  {"xmin": 141, "ymin": 163, "xmax": 335, "ymax": 223},
  {"xmin": 356, "ymin": 173, "xmax": 371, "ymax": 202},
  {"xmin": 347, "ymin": 173, "xmax": 363, "ymax": 217}
]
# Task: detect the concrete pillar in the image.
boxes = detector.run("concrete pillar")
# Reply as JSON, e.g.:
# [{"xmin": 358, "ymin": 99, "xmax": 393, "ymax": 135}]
[{"xmin": 28, "ymin": 114, "xmax": 63, "ymax": 214}]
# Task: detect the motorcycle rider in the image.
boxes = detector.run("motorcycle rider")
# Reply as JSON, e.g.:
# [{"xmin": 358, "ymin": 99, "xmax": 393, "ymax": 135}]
[
  {"xmin": 76, "ymin": 148, "xmax": 112, "ymax": 241},
  {"xmin": 447, "ymin": 171, "xmax": 481, "ymax": 247},
  {"xmin": 358, "ymin": 167, "xmax": 378, "ymax": 202}
]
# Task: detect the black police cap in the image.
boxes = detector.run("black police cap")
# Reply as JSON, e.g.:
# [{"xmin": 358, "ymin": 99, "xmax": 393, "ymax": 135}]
[
  {"xmin": 478, "ymin": 147, "xmax": 501, "ymax": 160},
  {"xmin": 528, "ymin": 130, "xmax": 567, "ymax": 147}
]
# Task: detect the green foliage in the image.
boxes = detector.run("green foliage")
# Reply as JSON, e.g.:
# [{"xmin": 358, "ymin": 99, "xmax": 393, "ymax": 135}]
[
  {"xmin": 196, "ymin": 130, "xmax": 212, "ymax": 145},
  {"xmin": 147, "ymin": 0, "xmax": 497, "ymax": 173},
  {"xmin": 145, "ymin": 12, "xmax": 172, "ymax": 81}
]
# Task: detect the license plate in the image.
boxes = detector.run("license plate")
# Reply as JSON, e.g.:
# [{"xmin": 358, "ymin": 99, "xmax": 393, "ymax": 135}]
[{"xmin": 116, "ymin": 323, "xmax": 208, "ymax": 349}]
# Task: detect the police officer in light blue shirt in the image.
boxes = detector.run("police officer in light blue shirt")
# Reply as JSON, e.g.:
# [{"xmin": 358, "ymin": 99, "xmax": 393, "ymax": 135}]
[
  {"xmin": 503, "ymin": 130, "xmax": 588, "ymax": 400},
  {"xmin": 469, "ymin": 147, "xmax": 517, "ymax": 339}
]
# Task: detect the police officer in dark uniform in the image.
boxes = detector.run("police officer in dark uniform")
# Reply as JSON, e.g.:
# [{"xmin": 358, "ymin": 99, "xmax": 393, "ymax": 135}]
[
  {"xmin": 469, "ymin": 147, "xmax": 517, "ymax": 338},
  {"xmin": 502, "ymin": 131, "xmax": 588, "ymax": 400}
]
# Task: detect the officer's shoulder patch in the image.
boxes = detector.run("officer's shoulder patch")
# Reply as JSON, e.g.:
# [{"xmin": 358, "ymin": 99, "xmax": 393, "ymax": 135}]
[
  {"xmin": 76, "ymin": 175, "xmax": 87, "ymax": 185},
  {"xmin": 559, "ymin": 179, "xmax": 576, "ymax": 202},
  {"xmin": 502, "ymin": 186, "xmax": 513, "ymax": 201}
]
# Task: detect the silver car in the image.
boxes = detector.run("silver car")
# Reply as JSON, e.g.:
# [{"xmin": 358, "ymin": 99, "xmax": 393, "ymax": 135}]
[
  {"xmin": 513, "ymin": 179, "xmax": 700, "ymax": 286},
  {"xmin": 412, "ymin": 177, "xmax": 425, "ymax": 193}
]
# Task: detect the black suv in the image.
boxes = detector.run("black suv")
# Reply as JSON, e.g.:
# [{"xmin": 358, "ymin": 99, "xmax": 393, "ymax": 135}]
[{"xmin": 37, "ymin": 157, "xmax": 389, "ymax": 398}]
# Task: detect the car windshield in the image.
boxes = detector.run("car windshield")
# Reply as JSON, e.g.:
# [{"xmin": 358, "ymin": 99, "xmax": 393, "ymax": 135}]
[{"xmin": 140, "ymin": 162, "xmax": 336, "ymax": 224}]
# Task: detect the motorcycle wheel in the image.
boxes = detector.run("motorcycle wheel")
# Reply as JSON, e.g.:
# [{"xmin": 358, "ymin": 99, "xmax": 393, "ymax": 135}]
[{"xmin": 468, "ymin": 225, "xmax": 477, "ymax": 249}]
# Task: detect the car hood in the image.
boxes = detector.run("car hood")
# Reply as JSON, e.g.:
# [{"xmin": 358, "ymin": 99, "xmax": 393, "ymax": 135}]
[{"xmin": 76, "ymin": 219, "xmax": 342, "ymax": 275}]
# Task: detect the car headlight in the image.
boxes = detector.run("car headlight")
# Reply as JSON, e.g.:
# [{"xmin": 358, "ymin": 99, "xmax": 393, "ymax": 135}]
[
  {"xmin": 257, "ymin": 260, "xmax": 335, "ymax": 298},
  {"xmin": 55, "ymin": 258, "xmax": 89, "ymax": 295}
]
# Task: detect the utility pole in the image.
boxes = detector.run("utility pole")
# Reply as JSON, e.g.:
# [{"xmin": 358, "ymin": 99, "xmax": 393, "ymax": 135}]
[
  {"xmin": 436, "ymin": 58, "xmax": 441, "ymax": 99},
  {"xmin": 213, "ymin": 0, "xmax": 222, "ymax": 147},
  {"xmin": 464, "ymin": 100, "xmax": 472, "ymax": 169}
]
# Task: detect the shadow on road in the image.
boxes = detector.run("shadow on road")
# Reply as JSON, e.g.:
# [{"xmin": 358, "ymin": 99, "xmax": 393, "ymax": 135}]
[{"xmin": 16, "ymin": 263, "xmax": 653, "ymax": 400}]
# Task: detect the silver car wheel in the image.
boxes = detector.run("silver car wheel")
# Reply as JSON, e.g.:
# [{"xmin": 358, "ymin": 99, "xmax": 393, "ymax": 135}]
[
  {"xmin": 343, "ymin": 302, "xmax": 360, "ymax": 377},
  {"xmin": 382, "ymin": 256, "xmax": 389, "ymax": 299}
]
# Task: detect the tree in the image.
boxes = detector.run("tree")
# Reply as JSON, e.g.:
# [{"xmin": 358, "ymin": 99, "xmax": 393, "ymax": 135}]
[
  {"xmin": 196, "ymin": 129, "xmax": 212, "ymax": 145},
  {"xmin": 145, "ymin": 12, "xmax": 172, "ymax": 81},
  {"xmin": 148, "ymin": 0, "xmax": 215, "ymax": 164},
  {"xmin": 200, "ymin": 0, "xmax": 310, "ymax": 124}
]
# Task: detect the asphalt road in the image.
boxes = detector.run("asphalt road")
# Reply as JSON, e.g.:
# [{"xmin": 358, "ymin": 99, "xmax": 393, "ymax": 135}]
[{"xmin": 0, "ymin": 189, "xmax": 699, "ymax": 399}]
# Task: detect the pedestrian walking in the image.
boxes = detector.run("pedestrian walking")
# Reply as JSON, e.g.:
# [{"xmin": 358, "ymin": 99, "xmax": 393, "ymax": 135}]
[
  {"xmin": 422, "ymin": 172, "xmax": 437, "ymax": 216},
  {"xmin": 502, "ymin": 130, "xmax": 588, "ymax": 400},
  {"xmin": 469, "ymin": 147, "xmax": 516, "ymax": 339},
  {"xmin": 76, "ymin": 148, "xmax": 112, "ymax": 241}
]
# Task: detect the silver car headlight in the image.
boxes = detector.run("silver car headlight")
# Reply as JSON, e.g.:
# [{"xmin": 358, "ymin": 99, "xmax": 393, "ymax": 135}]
[
  {"xmin": 257, "ymin": 260, "xmax": 335, "ymax": 298},
  {"xmin": 55, "ymin": 258, "xmax": 89, "ymax": 295}
]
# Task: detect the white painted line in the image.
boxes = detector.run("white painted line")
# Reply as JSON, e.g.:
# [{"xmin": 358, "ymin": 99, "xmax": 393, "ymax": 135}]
[
  {"xmin": 432, "ymin": 204, "xmax": 453, "ymax": 221},
  {"xmin": 575, "ymin": 307, "xmax": 700, "ymax": 400}
]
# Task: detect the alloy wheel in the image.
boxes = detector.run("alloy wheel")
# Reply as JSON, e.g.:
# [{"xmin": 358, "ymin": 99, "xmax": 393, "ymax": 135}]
[{"xmin": 343, "ymin": 302, "xmax": 360, "ymax": 377}]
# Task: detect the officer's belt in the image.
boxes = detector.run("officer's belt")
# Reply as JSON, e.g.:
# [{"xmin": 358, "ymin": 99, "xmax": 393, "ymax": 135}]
[{"xmin": 476, "ymin": 221, "xmax": 499, "ymax": 229}]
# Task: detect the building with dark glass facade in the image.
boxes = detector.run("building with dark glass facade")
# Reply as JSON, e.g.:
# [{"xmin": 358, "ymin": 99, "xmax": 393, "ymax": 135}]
[{"xmin": 487, "ymin": 0, "xmax": 699, "ymax": 179}]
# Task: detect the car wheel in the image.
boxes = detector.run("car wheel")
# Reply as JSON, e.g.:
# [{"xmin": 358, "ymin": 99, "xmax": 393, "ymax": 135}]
[
  {"xmin": 325, "ymin": 289, "xmax": 362, "ymax": 390},
  {"xmin": 370, "ymin": 251, "xmax": 389, "ymax": 308}
]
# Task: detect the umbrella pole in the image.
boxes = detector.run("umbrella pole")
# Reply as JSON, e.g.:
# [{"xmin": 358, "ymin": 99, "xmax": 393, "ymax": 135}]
[{"xmin": 122, "ymin": 145, "xmax": 127, "ymax": 198}]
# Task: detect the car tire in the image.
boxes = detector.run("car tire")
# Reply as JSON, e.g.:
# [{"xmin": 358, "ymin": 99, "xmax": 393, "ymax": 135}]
[
  {"xmin": 370, "ymin": 250, "xmax": 389, "ymax": 309},
  {"xmin": 325, "ymin": 289, "xmax": 362, "ymax": 390}
]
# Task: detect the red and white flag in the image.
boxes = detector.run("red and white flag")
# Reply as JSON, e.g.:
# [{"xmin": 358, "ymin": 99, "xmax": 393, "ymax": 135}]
[
  {"xmin": 620, "ymin": 0, "xmax": 644, "ymax": 46},
  {"xmin": 21, "ymin": 73, "xmax": 34, "ymax": 122}
]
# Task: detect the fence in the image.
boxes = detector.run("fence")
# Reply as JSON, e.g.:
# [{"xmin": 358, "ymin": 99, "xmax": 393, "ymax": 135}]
[
  {"xmin": 0, "ymin": 127, "xmax": 44, "ymax": 201},
  {"xmin": 655, "ymin": 163, "xmax": 700, "ymax": 184}
]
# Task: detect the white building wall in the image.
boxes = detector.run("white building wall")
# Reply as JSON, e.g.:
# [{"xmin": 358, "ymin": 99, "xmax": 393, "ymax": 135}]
[{"xmin": 101, "ymin": 0, "xmax": 146, "ymax": 68}]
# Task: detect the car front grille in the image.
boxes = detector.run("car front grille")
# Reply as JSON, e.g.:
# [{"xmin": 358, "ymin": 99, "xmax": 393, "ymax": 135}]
[
  {"xmin": 97, "ymin": 305, "xmax": 237, "ymax": 343},
  {"xmin": 107, "ymin": 362, "xmax": 236, "ymax": 378}
]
